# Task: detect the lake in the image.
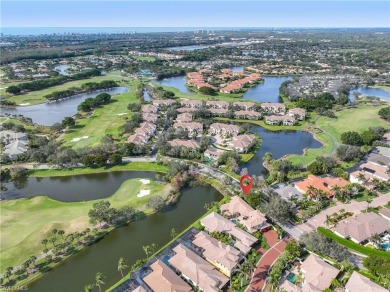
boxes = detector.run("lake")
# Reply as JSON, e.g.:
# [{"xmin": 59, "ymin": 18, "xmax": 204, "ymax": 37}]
[
  {"xmin": 167, "ymin": 44, "xmax": 213, "ymax": 51},
  {"xmin": 157, "ymin": 74, "xmax": 292, "ymax": 103},
  {"xmin": 23, "ymin": 181, "xmax": 222, "ymax": 292},
  {"xmin": 243, "ymin": 126, "xmax": 322, "ymax": 176},
  {"xmin": 54, "ymin": 65, "xmax": 75, "ymax": 76},
  {"xmin": 143, "ymin": 89, "xmax": 152, "ymax": 102},
  {"xmin": 349, "ymin": 86, "xmax": 390, "ymax": 100},
  {"xmin": 157, "ymin": 76, "xmax": 193, "ymax": 94},
  {"xmin": 2, "ymin": 87, "xmax": 129, "ymax": 126},
  {"xmin": 1, "ymin": 171, "xmax": 156, "ymax": 202}
]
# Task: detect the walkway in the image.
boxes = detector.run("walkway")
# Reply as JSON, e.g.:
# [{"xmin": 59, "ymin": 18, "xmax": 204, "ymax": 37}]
[{"xmin": 247, "ymin": 230, "xmax": 289, "ymax": 292}]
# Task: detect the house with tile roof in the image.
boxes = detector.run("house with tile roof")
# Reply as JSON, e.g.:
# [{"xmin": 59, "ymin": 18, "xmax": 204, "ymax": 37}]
[
  {"xmin": 261, "ymin": 102, "xmax": 286, "ymax": 114},
  {"xmin": 234, "ymin": 110, "xmax": 262, "ymax": 120},
  {"xmin": 345, "ymin": 271, "xmax": 387, "ymax": 292},
  {"xmin": 173, "ymin": 122, "xmax": 203, "ymax": 135},
  {"xmin": 209, "ymin": 123, "xmax": 240, "ymax": 136},
  {"xmin": 176, "ymin": 113, "xmax": 193, "ymax": 122},
  {"xmin": 333, "ymin": 212, "xmax": 390, "ymax": 243},
  {"xmin": 169, "ymin": 244, "xmax": 229, "ymax": 292},
  {"xmin": 192, "ymin": 231, "xmax": 241, "ymax": 277},
  {"xmin": 295, "ymin": 174, "xmax": 350, "ymax": 198},
  {"xmin": 143, "ymin": 260, "xmax": 192, "ymax": 292},
  {"xmin": 168, "ymin": 139, "xmax": 201, "ymax": 150}
]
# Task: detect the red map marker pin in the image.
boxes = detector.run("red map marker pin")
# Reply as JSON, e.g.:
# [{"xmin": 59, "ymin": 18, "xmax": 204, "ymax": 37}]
[{"xmin": 240, "ymin": 174, "xmax": 253, "ymax": 195}]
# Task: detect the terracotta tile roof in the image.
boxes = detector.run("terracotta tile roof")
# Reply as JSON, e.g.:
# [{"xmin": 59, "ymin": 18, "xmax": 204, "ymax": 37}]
[
  {"xmin": 192, "ymin": 231, "xmax": 241, "ymax": 272},
  {"xmin": 168, "ymin": 139, "xmax": 201, "ymax": 149},
  {"xmin": 200, "ymin": 212, "xmax": 235, "ymax": 233},
  {"xmin": 143, "ymin": 260, "xmax": 192, "ymax": 292},
  {"xmin": 142, "ymin": 104, "xmax": 158, "ymax": 113},
  {"xmin": 153, "ymin": 99, "xmax": 176, "ymax": 107},
  {"xmin": 173, "ymin": 122, "xmax": 203, "ymax": 133},
  {"xmin": 288, "ymin": 107, "xmax": 306, "ymax": 117},
  {"xmin": 333, "ymin": 212, "xmax": 390, "ymax": 243},
  {"xmin": 235, "ymin": 110, "xmax": 262, "ymax": 118},
  {"xmin": 176, "ymin": 113, "xmax": 193, "ymax": 122},
  {"xmin": 359, "ymin": 162, "xmax": 390, "ymax": 181},
  {"xmin": 233, "ymin": 101, "xmax": 255, "ymax": 109},
  {"xmin": 295, "ymin": 175, "xmax": 350, "ymax": 197},
  {"xmin": 206, "ymin": 101, "xmax": 229, "ymax": 108},
  {"xmin": 209, "ymin": 123, "xmax": 240, "ymax": 135},
  {"xmin": 169, "ymin": 244, "xmax": 229, "ymax": 292},
  {"xmin": 345, "ymin": 271, "xmax": 387, "ymax": 292},
  {"xmin": 301, "ymin": 254, "xmax": 340, "ymax": 292}
]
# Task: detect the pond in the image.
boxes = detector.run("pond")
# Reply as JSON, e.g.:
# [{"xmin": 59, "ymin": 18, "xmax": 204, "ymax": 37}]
[
  {"xmin": 25, "ymin": 182, "xmax": 222, "ymax": 292},
  {"xmin": 157, "ymin": 76, "xmax": 193, "ymax": 94},
  {"xmin": 156, "ymin": 74, "xmax": 291, "ymax": 103},
  {"xmin": 54, "ymin": 65, "xmax": 75, "ymax": 76},
  {"xmin": 243, "ymin": 126, "xmax": 323, "ymax": 176},
  {"xmin": 349, "ymin": 86, "xmax": 390, "ymax": 100},
  {"xmin": 242, "ymin": 76, "xmax": 293, "ymax": 103},
  {"xmin": 2, "ymin": 86, "xmax": 129, "ymax": 126},
  {"xmin": 167, "ymin": 44, "xmax": 213, "ymax": 51},
  {"xmin": 143, "ymin": 89, "xmax": 153, "ymax": 102},
  {"xmin": 1, "ymin": 171, "xmax": 156, "ymax": 202}
]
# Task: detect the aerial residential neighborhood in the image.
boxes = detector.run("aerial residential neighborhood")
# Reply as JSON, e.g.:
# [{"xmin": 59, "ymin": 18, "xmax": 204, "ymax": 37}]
[{"xmin": 1, "ymin": 1, "xmax": 390, "ymax": 292}]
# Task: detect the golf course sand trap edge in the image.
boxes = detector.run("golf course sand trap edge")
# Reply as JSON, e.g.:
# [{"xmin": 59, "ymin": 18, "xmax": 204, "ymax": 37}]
[
  {"xmin": 137, "ymin": 190, "xmax": 151, "ymax": 198},
  {"xmin": 139, "ymin": 179, "xmax": 151, "ymax": 184},
  {"xmin": 70, "ymin": 136, "xmax": 89, "ymax": 142}
]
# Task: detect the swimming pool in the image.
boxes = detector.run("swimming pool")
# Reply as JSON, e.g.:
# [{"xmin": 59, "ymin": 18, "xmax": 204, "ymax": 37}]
[
  {"xmin": 381, "ymin": 243, "xmax": 390, "ymax": 251},
  {"xmin": 287, "ymin": 273, "xmax": 297, "ymax": 283}
]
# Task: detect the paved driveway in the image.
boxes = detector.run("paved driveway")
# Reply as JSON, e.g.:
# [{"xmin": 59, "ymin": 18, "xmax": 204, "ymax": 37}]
[{"xmin": 247, "ymin": 230, "xmax": 289, "ymax": 292}]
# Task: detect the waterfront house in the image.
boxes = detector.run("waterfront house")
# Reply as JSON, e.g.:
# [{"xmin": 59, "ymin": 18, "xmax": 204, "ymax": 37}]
[
  {"xmin": 234, "ymin": 110, "xmax": 262, "ymax": 120},
  {"xmin": 288, "ymin": 108, "xmax": 306, "ymax": 120},
  {"xmin": 220, "ymin": 196, "xmax": 269, "ymax": 233},
  {"xmin": 333, "ymin": 212, "xmax": 390, "ymax": 244},
  {"xmin": 204, "ymin": 147, "xmax": 225, "ymax": 160},
  {"xmin": 192, "ymin": 231, "xmax": 241, "ymax": 277},
  {"xmin": 153, "ymin": 99, "xmax": 176, "ymax": 108},
  {"xmin": 261, "ymin": 102, "xmax": 286, "ymax": 114},
  {"xmin": 227, "ymin": 134, "xmax": 256, "ymax": 153},
  {"xmin": 169, "ymin": 244, "xmax": 229, "ymax": 292},
  {"xmin": 265, "ymin": 115, "xmax": 296, "ymax": 126}
]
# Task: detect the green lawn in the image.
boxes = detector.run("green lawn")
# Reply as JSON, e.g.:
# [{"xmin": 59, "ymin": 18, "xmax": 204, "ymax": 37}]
[
  {"xmin": 3, "ymin": 71, "xmax": 130, "ymax": 105},
  {"xmin": 28, "ymin": 162, "xmax": 168, "ymax": 177},
  {"xmin": 370, "ymin": 85, "xmax": 390, "ymax": 93},
  {"xmin": 0, "ymin": 178, "xmax": 169, "ymax": 272},
  {"xmin": 131, "ymin": 56, "xmax": 156, "ymax": 62},
  {"xmin": 316, "ymin": 105, "xmax": 389, "ymax": 141},
  {"xmin": 318, "ymin": 227, "xmax": 390, "ymax": 258},
  {"xmin": 60, "ymin": 80, "xmax": 140, "ymax": 148}
]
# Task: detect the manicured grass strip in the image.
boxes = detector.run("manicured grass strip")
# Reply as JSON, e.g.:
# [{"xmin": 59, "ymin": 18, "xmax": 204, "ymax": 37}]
[
  {"xmin": 318, "ymin": 227, "xmax": 390, "ymax": 258},
  {"xmin": 316, "ymin": 105, "xmax": 389, "ymax": 142},
  {"xmin": 240, "ymin": 153, "xmax": 255, "ymax": 163},
  {"xmin": 0, "ymin": 179, "xmax": 169, "ymax": 272},
  {"xmin": 60, "ymin": 80, "xmax": 140, "ymax": 148},
  {"xmin": 4, "ymin": 71, "xmax": 130, "ymax": 105},
  {"xmin": 28, "ymin": 162, "xmax": 168, "ymax": 177}
]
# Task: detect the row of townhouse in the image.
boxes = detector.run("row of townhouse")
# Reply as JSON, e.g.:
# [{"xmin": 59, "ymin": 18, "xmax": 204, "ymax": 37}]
[{"xmin": 127, "ymin": 122, "xmax": 156, "ymax": 145}]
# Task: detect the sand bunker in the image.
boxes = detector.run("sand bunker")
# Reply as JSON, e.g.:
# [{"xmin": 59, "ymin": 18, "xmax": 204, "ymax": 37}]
[
  {"xmin": 139, "ymin": 179, "xmax": 150, "ymax": 184},
  {"xmin": 71, "ymin": 136, "xmax": 89, "ymax": 142},
  {"xmin": 19, "ymin": 103, "xmax": 30, "ymax": 106},
  {"xmin": 117, "ymin": 113, "xmax": 127, "ymax": 116},
  {"xmin": 137, "ymin": 190, "xmax": 151, "ymax": 198}
]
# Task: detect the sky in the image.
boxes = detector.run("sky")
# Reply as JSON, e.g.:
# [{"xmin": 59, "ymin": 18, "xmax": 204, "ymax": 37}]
[{"xmin": 1, "ymin": 1, "xmax": 389, "ymax": 28}]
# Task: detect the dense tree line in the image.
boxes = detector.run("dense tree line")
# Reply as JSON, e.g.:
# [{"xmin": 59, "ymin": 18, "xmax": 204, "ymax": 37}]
[
  {"xmin": 341, "ymin": 127, "xmax": 386, "ymax": 146},
  {"xmin": 77, "ymin": 93, "xmax": 112, "ymax": 112},
  {"xmin": 45, "ymin": 80, "xmax": 118, "ymax": 101},
  {"xmin": 6, "ymin": 69, "xmax": 102, "ymax": 95},
  {"xmin": 379, "ymin": 106, "xmax": 390, "ymax": 121}
]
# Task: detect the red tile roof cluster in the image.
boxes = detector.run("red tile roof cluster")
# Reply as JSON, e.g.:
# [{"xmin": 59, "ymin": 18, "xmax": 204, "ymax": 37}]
[{"xmin": 295, "ymin": 174, "xmax": 350, "ymax": 197}]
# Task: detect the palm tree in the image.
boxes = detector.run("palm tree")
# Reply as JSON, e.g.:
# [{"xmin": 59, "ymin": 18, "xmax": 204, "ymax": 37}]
[
  {"xmin": 366, "ymin": 198, "xmax": 373, "ymax": 212},
  {"xmin": 236, "ymin": 263, "xmax": 248, "ymax": 288},
  {"xmin": 51, "ymin": 228, "xmax": 58, "ymax": 238},
  {"xmin": 370, "ymin": 233, "xmax": 382, "ymax": 248},
  {"xmin": 325, "ymin": 214, "xmax": 332, "ymax": 227},
  {"xmin": 58, "ymin": 230, "xmax": 65, "ymax": 239},
  {"xmin": 50, "ymin": 237, "xmax": 56, "ymax": 247},
  {"xmin": 118, "ymin": 257, "xmax": 128, "ymax": 278},
  {"xmin": 84, "ymin": 284, "xmax": 94, "ymax": 292},
  {"xmin": 150, "ymin": 243, "xmax": 158, "ymax": 255},
  {"xmin": 95, "ymin": 272, "xmax": 105, "ymax": 292},
  {"xmin": 143, "ymin": 245, "xmax": 151, "ymax": 258},
  {"xmin": 41, "ymin": 239, "xmax": 48, "ymax": 249},
  {"xmin": 170, "ymin": 228, "xmax": 177, "ymax": 240},
  {"xmin": 331, "ymin": 278, "xmax": 340, "ymax": 288}
]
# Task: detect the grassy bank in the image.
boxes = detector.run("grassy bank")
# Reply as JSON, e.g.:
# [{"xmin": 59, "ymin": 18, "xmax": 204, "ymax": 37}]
[
  {"xmin": 316, "ymin": 105, "xmax": 389, "ymax": 141},
  {"xmin": 3, "ymin": 71, "xmax": 130, "ymax": 105},
  {"xmin": 28, "ymin": 162, "xmax": 168, "ymax": 177},
  {"xmin": 318, "ymin": 227, "xmax": 390, "ymax": 258},
  {"xmin": 152, "ymin": 82, "xmax": 251, "ymax": 103},
  {"xmin": 0, "ymin": 178, "xmax": 169, "ymax": 272},
  {"xmin": 60, "ymin": 80, "xmax": 140, "ymax": 148}
]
